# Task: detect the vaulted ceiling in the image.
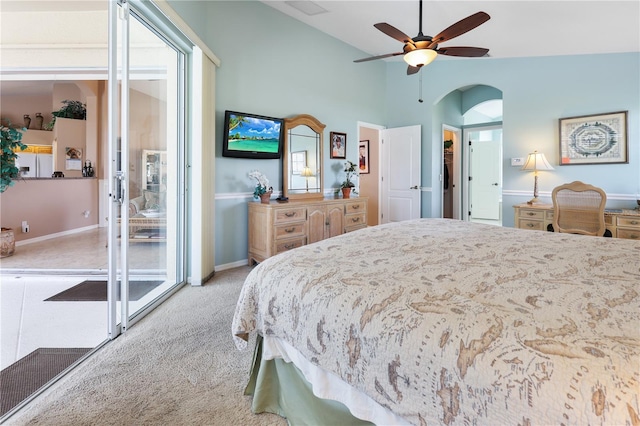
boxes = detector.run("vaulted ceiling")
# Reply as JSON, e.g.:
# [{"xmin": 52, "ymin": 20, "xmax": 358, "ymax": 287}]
[{"xmin": 264, "ymin": 1, "xmax": 640, "ymax": 61}]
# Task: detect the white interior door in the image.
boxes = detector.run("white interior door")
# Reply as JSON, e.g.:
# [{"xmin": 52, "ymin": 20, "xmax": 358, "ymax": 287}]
[
  {"xmin": 381, "ymin": 125, "xmax": 421, "ymax": 223},
  {"xmin": 469, "ymin": 132, "xmax": 502, "ymax": 221}
]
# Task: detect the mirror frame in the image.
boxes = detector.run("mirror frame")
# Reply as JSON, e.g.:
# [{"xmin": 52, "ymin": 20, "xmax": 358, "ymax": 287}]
[{"xmin": 282, "ymin": 114, "xmax": 325, "ymax": 201}]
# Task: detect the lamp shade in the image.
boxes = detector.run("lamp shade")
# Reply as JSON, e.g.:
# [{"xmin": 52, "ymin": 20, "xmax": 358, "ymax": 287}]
[
  {"xmin": 403, "ymin": 49, "xmax": 437, "ymax": 68},
  {"xmin": 301, "ymin": 166, "xmax": 314, "ymax": 177},
  {"xmin": 521, "ymin": 151, "xmax": 554, "ymax": 171}
]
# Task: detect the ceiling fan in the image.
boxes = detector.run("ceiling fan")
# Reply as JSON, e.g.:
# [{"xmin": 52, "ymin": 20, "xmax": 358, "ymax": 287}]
[{"xmin": 354, "ymin": 0, "xmax": 491, "ymax": 75}]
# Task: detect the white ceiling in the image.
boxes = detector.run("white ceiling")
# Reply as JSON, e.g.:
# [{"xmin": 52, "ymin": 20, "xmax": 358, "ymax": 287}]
[{"xmin": 263, "ymin": 1, "xmax": 640, "ymax": 62}]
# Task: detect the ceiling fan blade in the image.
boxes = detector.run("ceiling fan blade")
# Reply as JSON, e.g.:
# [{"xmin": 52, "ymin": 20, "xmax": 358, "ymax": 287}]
[
  {"xmin": 374, "ymin": 22, "xmax": 414, "ymax": 44},
  {"xmin": 354, "ymin": 51, "xmax": 404, "ymax": 63},
  {"xmin": 436, "ymin": 46, "xmax": 489, "ymax": 57},
  {"xmin": 430, "ymin": 12, "xmax": 490, "ymax": 46}
]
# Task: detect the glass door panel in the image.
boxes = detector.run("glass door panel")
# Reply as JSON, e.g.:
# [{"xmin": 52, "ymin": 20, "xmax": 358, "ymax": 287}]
[{"xmin": 108, "ymin": 0, "xmax": 185, "ymax": 336}]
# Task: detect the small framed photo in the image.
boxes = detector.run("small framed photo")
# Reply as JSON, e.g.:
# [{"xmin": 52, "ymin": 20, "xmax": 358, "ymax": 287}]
[
  {"xmin": 330, "ymin": 131, "xmax": 346, "ymax": 159},
  {"xmin": 559, "ymin": 111, "xmax": 628, "ymax": 165},
  {"xmin": 358, "ymin": 140, "xmax": 370, "ymax": 174}
]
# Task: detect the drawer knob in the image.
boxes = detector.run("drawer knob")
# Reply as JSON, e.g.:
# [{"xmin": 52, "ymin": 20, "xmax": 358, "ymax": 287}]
[
  {"xmin": 284, "ymin": 243, "xmax": 296, "ymax": 249},
  {"xmin": 351, "ymin": 205, "xmax": 360, "ymax": 210},
  {"xmin": 630, "ymin": 234, "xmax": 639, "ymax": 239},
  {"xmin": 526, "ymin": 223, "xmax": 535, "ymax": 228},
  {"xmin": 526, "ymin": 212, "xmax": 535, "ymax": 216},
  {"xmin": 285, "ymin": 227, "xmax": 295, "ymax": 233},
  {"xmin": 284, "ymin": 212, "xmax": 296, "ymax": 217},
  {"xmin": 352, "ymin": 217, "xmax": 360, "ymax": 223},
  {"xmin": 630, "ymin": 220, "xmax": 639, "ymax": 225}
]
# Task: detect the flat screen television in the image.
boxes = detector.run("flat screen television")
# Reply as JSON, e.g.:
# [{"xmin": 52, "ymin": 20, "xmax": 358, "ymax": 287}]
[{"xmin": 222, "ymin": 110, "xmax": 284, "ymax": 159}]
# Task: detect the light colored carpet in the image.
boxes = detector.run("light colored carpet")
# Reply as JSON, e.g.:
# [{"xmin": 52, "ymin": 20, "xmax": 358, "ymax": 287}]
[{"xmin": 5, "ymin": 266, "xmax": 287, "ymax": 426}]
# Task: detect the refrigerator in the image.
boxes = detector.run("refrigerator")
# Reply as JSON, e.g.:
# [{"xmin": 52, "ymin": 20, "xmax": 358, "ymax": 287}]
[{"xmin": 16, "ymin": 153, "xmax": 54, "ymax": 178}]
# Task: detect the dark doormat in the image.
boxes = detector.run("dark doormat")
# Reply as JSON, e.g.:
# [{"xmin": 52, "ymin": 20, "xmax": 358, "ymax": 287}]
[
  {"xmin": 45, "ymin": 280, "xmax": 163, "ymax": 302},
  {"xmin": 0, "ymin": 347, "xmax": 92, "ymax": 417}
]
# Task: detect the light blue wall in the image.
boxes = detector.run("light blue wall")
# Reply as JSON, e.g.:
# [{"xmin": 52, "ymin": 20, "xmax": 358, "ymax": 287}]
[
  {"xmin": 168, "ymin": 1, "xmax": 639, "ymax": 267},
  {"xmin": 384, "ymin": 53, "xmax": 639, "ymax": 226}
]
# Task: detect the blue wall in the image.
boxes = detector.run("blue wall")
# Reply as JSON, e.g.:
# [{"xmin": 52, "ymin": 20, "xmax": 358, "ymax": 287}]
[{"xmin": 169, "ymin": 1, "xmax": 640, "ymax": 268}]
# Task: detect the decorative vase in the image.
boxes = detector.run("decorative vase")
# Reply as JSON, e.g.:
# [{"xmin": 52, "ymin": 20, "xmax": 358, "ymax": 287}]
[
  {"xmin": 23, "ymin": 114, "xmax": 31, "ymax": 129},
  {"xmin": 341, "ymin": 187, "xmax": 351, "ymax": 199},
  {"xmin": 259, "ymin": 191, "xmax": 272, "ymax": 204},
  {"xmin": 0, "ymin": 228, "xmax": 15, "ymax": 258},
  {"xmin": 35, "ymin": 113, "xmax": 44, "ymax": 130}
]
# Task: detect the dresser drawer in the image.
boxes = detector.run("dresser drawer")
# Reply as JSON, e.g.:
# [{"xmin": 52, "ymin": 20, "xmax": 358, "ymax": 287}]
[
  {"xmin": 275, "ymin": 237, "xmax": 306, "ymax": 254},
  {"xmin": 518, "ymin": 219, "xmax": 545, "ymax": 231},
  {"xmin": 345, "ymin": 200, "xmax": 367, "ymax": 214},
  {"xmin": 274, "ymin": 207, "xmax": 307, "ymax": 224},
  {"xmin": 518, "ymin": 209, "xmax": 544, "ymax": 220},
  {"xmin": 617, "ymin": 216, "xmax": 640, "ymax": 228},
  {"xmin": 345, "ymin": 212, "xmax": 366, "ymax": 229},
  {"xmin": 274, "ymin": 223, "xmax": 305, "ymax": 240},
  {"xmin": 605, "ymin": 215, "xmax": 614, "ymax": 226}
]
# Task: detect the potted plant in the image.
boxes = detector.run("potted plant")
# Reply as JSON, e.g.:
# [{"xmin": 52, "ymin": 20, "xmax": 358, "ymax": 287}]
[
  {"xmin": 1, "ymin": 120, "xmax": 28, "ymax": 257},
  {"xmin": 44, "ymin": 99, "xmax": 87, "ymax": 130},
  {"xmin": 249, "ymin": 170, "xmax": 273, "ymax": 204},
  {"xmin": 339, "ymin": 160, "xmax": 358, "ymax": 199}
]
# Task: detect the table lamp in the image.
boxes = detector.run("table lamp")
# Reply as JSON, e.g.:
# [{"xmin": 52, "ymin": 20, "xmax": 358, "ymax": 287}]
[
  {"xmin": 521, "ymin": 151, "xmax": 554, "ymax": 204},
  {"xmin": 301, "ymin": 166, "xmax": 314, "ymax": 192}
]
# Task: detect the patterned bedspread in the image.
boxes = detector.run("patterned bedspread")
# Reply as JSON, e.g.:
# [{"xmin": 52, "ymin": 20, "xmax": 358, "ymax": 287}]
[{"xmin": 232, "ymin": 219, "xmax": 640, "ymax": 425}]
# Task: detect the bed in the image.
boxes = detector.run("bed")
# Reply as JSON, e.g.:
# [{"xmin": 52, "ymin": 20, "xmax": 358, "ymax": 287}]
[{"xmin": 232, "ymin": 218, "xmax": 640, "ymax": 425}]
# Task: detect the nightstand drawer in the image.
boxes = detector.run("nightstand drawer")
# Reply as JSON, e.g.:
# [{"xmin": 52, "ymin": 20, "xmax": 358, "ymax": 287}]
[
  {"xmin": 275, "ymin": 237, "xmax": 306, "ymax": 254},
  {"xmin": 274, "ymin": 207, "xmax": 307, "ymax": 224},
  {"xmin": 274, "ymin": 223, "xmax": 305, "ymax": 240},
  {"xmin": 617, "ymin": 228, "xmax": 640, "ymax": 240},
  {"xmin": 617, "ymin": 216, "xmax": 640, "ymax": 228},
  {"xmin": 519, "ymin": 219, "xmax": 545, "ymax": 231},
  {"xmin": 518, "ymin": 209, "xmax": 545, "ymax": 220}
]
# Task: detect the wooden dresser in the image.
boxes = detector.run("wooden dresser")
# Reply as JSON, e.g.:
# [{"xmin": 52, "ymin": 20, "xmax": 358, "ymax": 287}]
[
  {"xmin": 513, "ymin": 203, "xmax": 640, "ymax": 239},
  {"xmin": 248, "ymin": 197, "xmax": 368, "ymax": 264}
]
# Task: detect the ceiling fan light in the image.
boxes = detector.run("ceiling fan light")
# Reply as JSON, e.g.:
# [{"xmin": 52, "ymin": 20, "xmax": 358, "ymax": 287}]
[{"xmin": 403, "ymin": 49, "xmax": 437, "ymax": 67}]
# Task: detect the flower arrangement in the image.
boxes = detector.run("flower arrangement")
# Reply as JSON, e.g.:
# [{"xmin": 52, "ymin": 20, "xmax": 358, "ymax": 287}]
[{"xmin": 249, "ymin": 170, "xmax": 272, "ymax": 199}]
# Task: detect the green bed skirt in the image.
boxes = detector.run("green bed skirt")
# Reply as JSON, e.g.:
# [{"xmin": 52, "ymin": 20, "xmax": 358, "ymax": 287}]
[{"xmin": 245, "ymin": 336, "xmax": 374, "ymax": 426}]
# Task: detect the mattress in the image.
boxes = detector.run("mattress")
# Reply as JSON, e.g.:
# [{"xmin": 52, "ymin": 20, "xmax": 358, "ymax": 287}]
[{"xmin": 233, "ymin": 218, "xmax": 640, "ymax": 425}]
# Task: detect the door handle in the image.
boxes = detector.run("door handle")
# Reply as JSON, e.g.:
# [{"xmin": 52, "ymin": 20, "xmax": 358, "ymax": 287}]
[
  {"xmin": 492, "ymin": 183, "xmax": 499, "ymax": 186},
  {"xmin": 410, "ymin": 185, "xmax": 419, "ymax": 190}
]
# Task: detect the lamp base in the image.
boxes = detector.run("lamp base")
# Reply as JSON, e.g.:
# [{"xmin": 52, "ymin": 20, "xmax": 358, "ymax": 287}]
[{"xmin": 526, "ymin": 197, "xmax": 542, "ymax": 205}]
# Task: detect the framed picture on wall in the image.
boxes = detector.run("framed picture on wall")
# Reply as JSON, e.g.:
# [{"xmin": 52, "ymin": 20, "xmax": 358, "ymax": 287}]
[
  {"xmin": 559, "ymin": 111, "xmax": 628, "ymax": 165},
  {"xmin": 359, "ymin": 140, "xmax": 370, "ymax": 174},
  {"xmin": 330, "ymin": 131, "xmax": 346, "ymax": 159}
]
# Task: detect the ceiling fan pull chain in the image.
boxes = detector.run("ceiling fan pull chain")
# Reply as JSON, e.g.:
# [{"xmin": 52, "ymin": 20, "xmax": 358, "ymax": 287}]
[{"xmin": 418, "ymin": 67, "xmax": 424, "ymax": 103}]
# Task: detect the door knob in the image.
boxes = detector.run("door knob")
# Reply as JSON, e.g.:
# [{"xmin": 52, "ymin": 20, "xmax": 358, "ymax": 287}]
[
  {"xmin": 492, "ymin": 183, "xmax": 498, "ymax": 186},
  {"xmin": 410, "ymin": 185, "xmax": 419, "ymax": 189}
]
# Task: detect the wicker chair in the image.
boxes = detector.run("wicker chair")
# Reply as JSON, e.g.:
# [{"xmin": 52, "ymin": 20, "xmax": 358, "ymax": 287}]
[{"xmin": 552, "ymin": 181, "xmax": 606, "ymax": 236}]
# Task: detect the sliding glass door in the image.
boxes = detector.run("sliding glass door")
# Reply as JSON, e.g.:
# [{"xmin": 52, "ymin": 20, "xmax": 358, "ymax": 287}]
[{"xmin": 108, "ymin": 0, "xmax": 187, "ymax": 337}]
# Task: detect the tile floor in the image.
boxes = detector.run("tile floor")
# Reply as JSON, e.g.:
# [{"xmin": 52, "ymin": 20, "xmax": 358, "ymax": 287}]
[{"xmin": 1, "ymin": 227, "xmax": 168, "ymax": 369}]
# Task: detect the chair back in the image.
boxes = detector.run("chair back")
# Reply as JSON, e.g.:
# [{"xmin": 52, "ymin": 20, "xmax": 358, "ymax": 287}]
[{"xmin": 552, "ymin": 181, "xmax": 606, "ymax": 236}]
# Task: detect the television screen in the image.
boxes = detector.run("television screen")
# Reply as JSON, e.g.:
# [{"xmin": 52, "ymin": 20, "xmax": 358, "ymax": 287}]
[{"xmin": 222, "ymin": 110, "xmax": 284, "ymax": 159}]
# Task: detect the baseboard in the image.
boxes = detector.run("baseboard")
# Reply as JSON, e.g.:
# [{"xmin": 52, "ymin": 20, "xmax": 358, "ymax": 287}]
[
  {"xmin": 215, "ymin": 259, "xmax": 249, "ymax": 271},
  {"xmin": 15, "ymin": 225, "xmax": 99, "ymax": 247}
]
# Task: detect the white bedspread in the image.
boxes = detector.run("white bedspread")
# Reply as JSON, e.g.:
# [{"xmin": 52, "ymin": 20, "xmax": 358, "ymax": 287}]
[{"xmin": 233, "ymin": 219, "xmax": 640, "ymax": 425}]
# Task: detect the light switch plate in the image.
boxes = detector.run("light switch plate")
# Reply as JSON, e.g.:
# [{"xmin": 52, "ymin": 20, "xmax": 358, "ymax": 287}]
[{"xmin": 511, "ymin": 157, "xmax": 524, "ymax": 166}]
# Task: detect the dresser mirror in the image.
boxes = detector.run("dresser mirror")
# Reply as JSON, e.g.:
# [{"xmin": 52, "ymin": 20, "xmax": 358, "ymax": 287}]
[{"xmin": 283, "ymin": 114, "xmax": 325, "ymax": 200}]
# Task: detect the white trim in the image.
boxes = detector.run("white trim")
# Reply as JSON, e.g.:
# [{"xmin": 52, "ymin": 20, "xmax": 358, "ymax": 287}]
[
  {"xmin": 215, "ymin": 259, "xmax": 250, "ymax": 271},
  {"xmin": 152, "ymin": 0, "xmax": 221, "ymax": 67},
  {"xmin": 15, "ymin": 225, "xmax": 98, "ymax": 247}
]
